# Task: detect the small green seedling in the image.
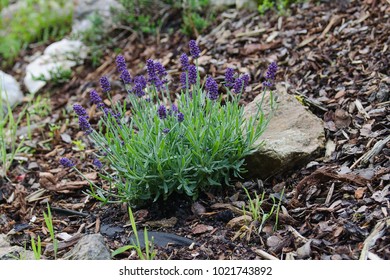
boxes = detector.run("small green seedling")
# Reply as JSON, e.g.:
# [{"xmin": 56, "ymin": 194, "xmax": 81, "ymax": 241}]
[
  {"xmin": 243, "ymin": 186, "xmax": 284, "ymax": 235},
  {"xmin": 72, "ymin": 140, "xmax": 86, "ymax": 151},
  {"xmin": 31, "ymin": 235, "xmax": 42, "ymax": 260},
  {"xmin": 111, "ymin": 207, "xmax": 156, "ymax": 260},
  {"xmin": 43, "ymin": 204, "xmax": 58, "ymax": 259}
]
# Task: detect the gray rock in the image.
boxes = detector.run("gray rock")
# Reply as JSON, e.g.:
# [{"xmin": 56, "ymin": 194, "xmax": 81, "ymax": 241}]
[
  {"xmin": 72, "ymin": 0, "xmax": 123, "ymax": 34},
  {"xmin": 63, "ymin": 234, "xmax": 111, "ymax": 260},
  {"xmin": 0, "ymin": 70, "xmax": 23, "ymax": 108},
  {"xmin": 0, "ymin": 234, "xmax": 35, "ymax": 260},
  {"xmin": 244, "ymin": 85, "xmax": 325, "ymax": 179},
  {"xmin": 209, "ymin": 0, "xmax": 236, "ymax": 7},
  {"xmin": 236, "ymin": 0, "xmax": 258, "ymax": 10},
  {"xmin": 210, "ymin": 0, "xmax": 257, "ymax": 10},
  {"xmin": 24, "ymin": 39, "xmax": 88, "ymax": 94}
]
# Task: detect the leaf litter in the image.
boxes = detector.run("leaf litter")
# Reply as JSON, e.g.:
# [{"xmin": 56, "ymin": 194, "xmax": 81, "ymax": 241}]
[{"xmin": 0, "ymin": 0, "xmax": 389, "ymax": 260}]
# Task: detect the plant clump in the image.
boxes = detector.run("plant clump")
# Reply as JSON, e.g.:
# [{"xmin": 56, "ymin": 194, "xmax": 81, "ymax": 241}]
[
  {"xmin": 61, "ymin": 40, "xmax": 277, "ymax": 205},
  {"xmin": 0, "ymin": 0, "xmax": 73, "ymax": 67}
]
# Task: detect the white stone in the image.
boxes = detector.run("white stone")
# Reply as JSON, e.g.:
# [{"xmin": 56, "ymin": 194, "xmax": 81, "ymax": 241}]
[
  {"xmin": 0, "ymin": 70, "xmax": 23, "ymax": 107},
  {"xmin": 24, "ymin": 39, "xmax": 88, "ymax": 94},
  {"xmin": 236, "ymin": 0, "xmax": 257, "ymax": 10},
  {"xmin": 71, "ymin": 0, "xmax": 123, "ymax": 34},
  {"xmin": 63, "ymin": 234, "xmax": 111, "ymax": 260},
  {"xmin": 244, "ymin": 85, "xmax": 325, "ymax": 178},
  {"xmin": 209, "ymin": 0, "xmax": 257, "ymax": 9},
  {"xmin": 210, "ymin": 0, "xmax": 236, "ymax": 7}
]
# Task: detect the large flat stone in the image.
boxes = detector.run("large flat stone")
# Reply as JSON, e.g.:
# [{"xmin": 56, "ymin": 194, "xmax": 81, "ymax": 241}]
[
  {"xmin": 24, "ymin": 39, "xmax": 88, "ymax": 94},
  {"xmin": 244, "ymin": 85, "xmax": 325, "ymax": 179}
]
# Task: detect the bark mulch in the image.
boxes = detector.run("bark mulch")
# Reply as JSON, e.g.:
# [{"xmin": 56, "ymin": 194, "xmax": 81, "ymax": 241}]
[{"xmin": 0, "ymin": 0, "xmax": 389, "ymax": 260}]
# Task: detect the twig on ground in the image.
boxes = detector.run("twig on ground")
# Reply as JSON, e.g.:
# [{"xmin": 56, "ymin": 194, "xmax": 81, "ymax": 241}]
[
  {"xmin": 359, "ymin": 218, "xmax": 389, "ymax": 260},
  {"xmin": 287, "ymin": 225, "xmax": 309, "ymax": 244},
  {"xmin": 252, "ymin": 248, "xmax": 279, "ymax": 260},
  {"xmin": 351, "ymin": 135, "xmax": 390, "ymax": 169}
]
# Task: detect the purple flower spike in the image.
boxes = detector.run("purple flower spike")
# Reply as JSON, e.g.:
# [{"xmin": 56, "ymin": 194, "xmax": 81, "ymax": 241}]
[
  {"xmin": 78, "ymin": 115, "xmax": 93, "ymax": 135},
  {"xmin": 233, "ymin": 77, "xmax": 244, "ymax": 94},
  {"xmin": 177, "ymin": 112, "xmax": 184, "ymax": 123},
  {"xmin": 180, "ymin": 72, "xmax": 187, "ymax": 89},
  {"xmin": 242, "ymin": 73, "xmax": 250, "ymax": 88},
  {"xmin": 100, "ymin": 76, "xmax": 111, "ymax": 93},
  {"xmin": 93, "ymin": 158, "xmax": 103, "ymax": 169},
  {"xmin": 171, "ymin": 104, "xmax": 178, "ymax": 113},
  {"xmin": 120, "ymin": 69, "xmax": 132, "ymax": 84},
  {"xmin": 103, "ymin": 107, "xmax": 112, "ymax": 116},
  {"xmin": 225, "ymin": 68, "xmax": 235, "ymax": 88},
  {"xmin": 265, "ymin": 62, "xmax": 278, "ymax": 80},
  {"xmin": 263, "ymin": 62, "xmax": 278, "ymax": 87},
  {"xmin": 132, "ymin": 75, "xmax": 146, "ymax": 97},
  {"xmin": 135, "ymin": 75, "xmax": 147, "ymax": 88},
  {"xmin": 234, "ymin": 74, "xmax": 250, "ymax": 94},
  {"xmin": 146, "ymin": 59, "xmax": 157, "ymax": 81},
  {"xmin": 205, "ymin": 76, "xmax": 219, "ymax": 100},
  {"xmin": 90, "ymin": 89, "xmax": 102, "ymax": 105},
  {"xmin": 180, "ymin": 53, "xmax": 189, "ymax": 70},
  {"xmin": 162, "ymin": 128, "xmax": 170, "ymax": 134},
  {"xmin": 73, "ymin": 104, "xmax": 87, "ymax": 117},
  {"xmin": 157, "ymin": 105, "xmax": 167, "ymax": 119},
  {"xmin": 188, "ymin": 65, "xmax": 197, "ymax": 85},
  {"xmin": 115, "ymin": 55, "xmax": 127, "ymax": 73},
  {"xmin": 60, "ymin": 157, "xmax": 75, "ymax": 168},
  {"xmin": 154, "ymin": 61, "xmax": 168, "ymax": 86},
  {"xmin": 154, "ymin": 62, "xmax": 167, "ymax": 78},
  {"xmin": 189, "ymin": 40, "xmax": 200, "ymax": 59},
  {"xmin": 146, "ymin": 59, "xmax": 164, "ymax": 88}
]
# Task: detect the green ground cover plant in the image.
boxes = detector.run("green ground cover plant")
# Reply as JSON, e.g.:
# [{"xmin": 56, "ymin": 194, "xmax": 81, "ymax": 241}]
[
  {"xmin": 0, "ymin": 0, "xmax": 73, "ymax": 67},
  {"xmin": 113, "ymin": 0, "xmax": 213, "ymax": 36},
  {"xmin": 258, "ymin": 0, "xmax": 307, "ymax": 14},
  {"xmin": 0, "ymin": 0, "xmax": 9, "ymax": 10},
  {"xmin": 60, "ymin": 40, "xmax": 277, "ymax": 205},
  {"xmin": 181, "ymin": 0, "xmax": 213, "ymax": 36}
]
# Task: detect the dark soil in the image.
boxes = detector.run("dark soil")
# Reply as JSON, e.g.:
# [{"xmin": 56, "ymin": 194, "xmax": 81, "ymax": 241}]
[{"xmin": 1, "ymin": 0, "xmax": 389, "ymax": 260}]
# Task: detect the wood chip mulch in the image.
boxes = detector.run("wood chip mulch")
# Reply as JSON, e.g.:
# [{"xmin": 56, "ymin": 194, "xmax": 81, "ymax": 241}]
[{"xmin": 0, "ymin": 0, "xmax": 389, "ymax": 260}]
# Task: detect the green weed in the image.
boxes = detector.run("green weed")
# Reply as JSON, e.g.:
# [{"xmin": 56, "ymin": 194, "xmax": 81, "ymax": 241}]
[
  {"xmin": 114, "ymin": 0, "xmax": 160, "ymax": 34},
  {"xmin": 43, "ymin": 204, "xmax": 58, "ymax": 259},
  {"xmin": 0, "ymin": 80, "xmax": 26, "ymax": 179},
  {"xmin": 32, "ymin": 66, "xmax": 72, "ymax": 85},
  {"xmin": 258, "ymin": 0, "xmax": 307, "ymax": 14},
  {"xmin": 30, "ymin": 235, "xmax": 42, "ymax": 260},
  {"xmin": 27, "ymin": 93, "xmax": 51, "ymax": 118},
  {"xmin": 242, "ymin": 186, "xmax": 284, "ymax": 234},
  {"xmin": 181, "ymin": 0, "xmax": 212, "ymax": 36},
  {"xmin": 72, "ymin": 140, "xmax": 86, "ymax": 151},
  {"xmin": 111, "ymin": 207, "xmax": 156, "ymax": 260}
]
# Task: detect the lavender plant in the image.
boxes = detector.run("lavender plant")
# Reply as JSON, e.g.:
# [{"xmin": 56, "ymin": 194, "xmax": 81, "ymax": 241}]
[{"xmin": 61, "ymin": 40, "xmax": 277, "ymax": 204}]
